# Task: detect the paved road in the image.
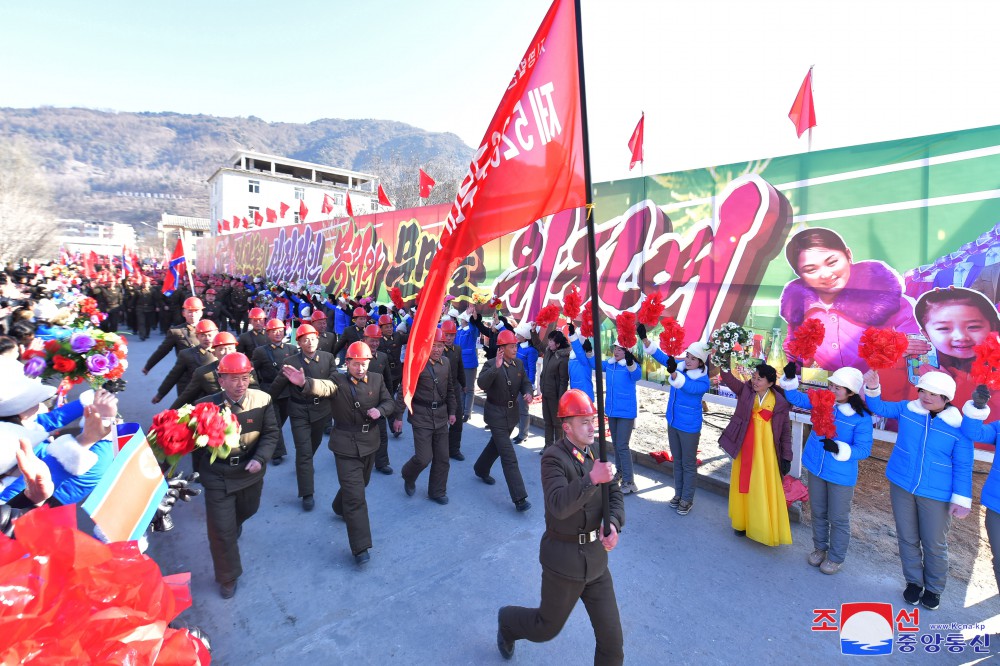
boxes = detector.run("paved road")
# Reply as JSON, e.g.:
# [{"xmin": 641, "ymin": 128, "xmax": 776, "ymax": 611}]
[{"xmin": 116, "ymin": 335, "xmax": 998, "ymax": 664}]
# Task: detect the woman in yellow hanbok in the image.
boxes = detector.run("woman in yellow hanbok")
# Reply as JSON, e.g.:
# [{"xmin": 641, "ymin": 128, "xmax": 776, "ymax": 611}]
[{"xmin": 718, "ymin": 364, "xmax": 793, "ymax": 546}]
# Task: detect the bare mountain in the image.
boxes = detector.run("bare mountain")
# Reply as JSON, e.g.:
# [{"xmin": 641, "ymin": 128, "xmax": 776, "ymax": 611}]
[{"xmin": 0, "ymin": 107, "xmax": 474, "ymax": 226}]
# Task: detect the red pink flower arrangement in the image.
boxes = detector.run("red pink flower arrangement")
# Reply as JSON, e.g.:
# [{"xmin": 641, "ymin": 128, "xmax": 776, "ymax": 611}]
[
  {"xmin": 22, "ymin": 331, "xmax": 127, "ymax": 388},
  {"xmin": 148, "ymin": 402, "xmax": 241, "ymax": 473}
]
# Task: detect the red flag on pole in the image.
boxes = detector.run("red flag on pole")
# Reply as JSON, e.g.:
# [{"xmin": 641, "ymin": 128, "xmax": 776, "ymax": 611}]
[
  {"xmin": 221, "ymin": 218, "xmax": 230, "ymax": 231},
  {"xmin": 628, "ymin": 112, "xmax": 644, "ymax": 170},
  {"xmin": 232, "ymin": 215, "xmax": 240, "ymax": 230},
  {"xmin": 266, "ymin": 207, "xmax": 277, "ymax": 223},
  {"xmin": 253, "ymin": 210, "xmax": 263, "ymax": 226},
  {"xmin": 321, "ymin": 194, "xmax": 333, "ymax": 214},
  {"xmin": 788, "ymin": 67, "xmax": 817, "ymax": 138},
  {"xmin": 279, "ymin": 202, "xmax": 290, "ymax": 218},
  {"xmin": 216, "ymin": 220, "xmax": 223, "ymax": 234},
  {"xmin": 377, "ymin": 183, "xmax": 393, "ymax": 207},
  {"xmin": 242, "ymin": 217, "xmax": 249, "ymax": 229},
  {"xmin": 418, "ymin": 168, "xmax": 436, "ymax": 198},
  {"xmin": 346, "ymin": 192, "xmax": 354, "ymax": 218},
  {"xmin": 402, "ymin": 0, "xmax": 585, "ymax": 411},
  {"xmin": 161, "ymin": 239, "xmax": 186, "ymax": 296},
  {"xmin": 299, "ymin": 199, "xmax": 308, "ymax": 222}
]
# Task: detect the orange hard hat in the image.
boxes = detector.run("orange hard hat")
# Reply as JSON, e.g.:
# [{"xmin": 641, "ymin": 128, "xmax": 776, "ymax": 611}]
[
  {"xmin": 433, "ymin": 329, "xmax": 446, "ymax": 343},
  {"xmin": 346, "ymin": 341, "xmax": 373, "ymax": 360},
  {"xmin": 211, "ymin": 331, "xmax": 238, "ymax": 348},
  {"xmin": 440, "ymin": 320, "xmax": 457, "ymax": 334},
  {"xmin": 557, "ymin": 389, "xmax": 598, "ymax": 418},
  {"xmin": 195, "ymin": 319, "xmax": 218, "ymax": 334},
  {"xmin": 265, "ymin": 318, "xmax": 285, "ymax": 331},
  {"xmin": 248, "ymin": 307, "xmax": 266, "ymax": 319},
  {"xmin": 378, "ymin": 314, "xmax": 393, "ymax": 326},
  {"xmin": 296, "ymin": 323, "xmax": 318, "ymax": 340},
  {"xmin": 183, "ymin": 297, "xmax": 204, "ymax": 310},
  {"xmin": 363, "ymin": 324, "xmax": 382, "ymax": 338},
  {"xmin": 309, "ymin": 310, "xmax": 327, "ymax": 321},
  {"xmin": 352, "ymin": 307, "xmax": 367, "ymax": 318},
  {"xmin": 217, "ymin": 352, "xmax": 253, "ymax": 374},
  {"xmin": 496, "ymin": 330, "xmax": 518, "ymax": 346}
]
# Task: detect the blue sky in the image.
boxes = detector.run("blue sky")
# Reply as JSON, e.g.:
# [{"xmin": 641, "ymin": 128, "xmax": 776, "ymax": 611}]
[{"xmin": 3, "ymin": 0, "xmax": 999, "ymax": 182}]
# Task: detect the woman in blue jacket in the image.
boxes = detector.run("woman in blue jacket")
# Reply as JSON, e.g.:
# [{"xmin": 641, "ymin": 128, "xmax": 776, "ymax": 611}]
[
  {"xmin": 863, "ymin": 369, "xmax": 973, "ymax": 611},
  {"xmin": 454, "ymin": 310, "xmax": 480, "ymax": 419},
  {"xmin": 778, "ymin": 365, "xmax": 873, "ymax": 574},
  {"xmin": 567, "ymin": 330, "xmax": 595, "ymax": 401},
  {"xmin": 513, "ymin": 322, "xmax": 540, "ymax": 444},
  {"xmin": 960, "ymin": 384, "xmax": 1000, "ymax": 594},
  {"xmin": 640, "ymin": 330, "xmax": 711, "ymax": 515},
  {"xmin": 604, "ymin": 337, "xmax": 642, "ymax": 495}
]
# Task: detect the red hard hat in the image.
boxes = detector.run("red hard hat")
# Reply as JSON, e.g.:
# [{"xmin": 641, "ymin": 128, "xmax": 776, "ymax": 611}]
[
  {"xmin": 363, "ymin": 324, "xmax": 382, "ymax": 338},
  {"xmin": 195, "ymin": 319, "xmax": 218, "ymax": 334},
  {"xmin": 309, "ymin": 310, "xmax": 326, "ymax": 321},
  {"xmin": 183, "ymin": 297, "xmax": 204, "ymax": 310},
  {"xmin": 212, "ymin": 331, "xmax": 238, "ymax": 348},
  {"xmin": 433, "ymin": 329, "xmax": 446, "ymax": 343},
  {"xmin": 352, "ymin": 307, "xmax": 367, "ymax": 318},
  {"xmin": 496, "ymin": 330, "xmax": 518, "ymax": 346},
  {"xmin": 206, "ymin": 288, "xmax": 217, "ymax": 295},
  {"xmin": 248, "ymin": 307, "xmax": 266, "ymax": 319},
  {"xmin": 296, "ymin": 323, "xmax": 318, "ymax": 340},
  {"xmin": 265, "ymin": 318, "xmax": 285, "ymax": 331},
  {"xmin": 440, "ymin": 320, "xmax": 457, "ymax": 334},
  {"xmin": 378, "ymin": 314, "xmax": 393, "ymax": 326},
  {"xmin": 218, "ymin": 352, "xmax": 253, "ymax": 374},
  {"xmin": 557, "ymin": 389, "xmax": 598, "ymax": 418},
  {"xmin": 346, "ymin": 341, "xmax": 373, "ymax": 360}
]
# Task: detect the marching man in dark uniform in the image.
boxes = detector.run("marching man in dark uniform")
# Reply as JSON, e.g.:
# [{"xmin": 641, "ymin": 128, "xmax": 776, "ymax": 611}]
[
  {"xmin": 194, "ymin": 352, "xmax": 279, "ymax": 599},
  {"xmin": 237, "ymin": 307, "xmax": 268, "ymax": 357},
  {"xmin": 282, "ymin": 341, "xmax": 394, "ymax": 565},
  {"xmin": 393, "ymin": 329, "xmax": 456, "ymax": 504},
  {"xmin": 251, "ymin": 318, "xmax": 294, "ymax": 464},
  {"xmin": 152, "ymin": 318, "xmax": 218, "ymax": 403},
  {"xmin": 380, "ymin": 313, "xmax": 407, "ymax": 437},
  {"xmin": 473, "ymin": 329, "xmax": 534, "ymax": 512},
  {"xmin": 143, "ymin": 296, "xmax": 204, "ymax": 374},
  {"xmin": 308, "ymin": 310, "xmax": 337, "ymax": 354},
  {"xmin": 363, "ymin": 324, "xmax": 394, "ymax": 475},
  {"xmin": 440, "ymin": 319, "xmax": 467, "ymax": 460},
  {"xmin": 497, "ymin": 389, "xmax": 624, "ymax": 664},
  {"xmin": 171, "ymin": 332, "xmax": 258, "ymax": 408},
  {"xmin": 264, "ymin": 323, "xmax": 336, "ymax": 511},
  {"xmin": 332, "ymin": 306, "xmax": 370, "ymax": 360},
  {"xmin": 202, "ymin": 288, "xmax": 230, "ymax": 332},
  {"xmin": 134, "ymin": 278, "xmax": 158, "ymax": 341}
]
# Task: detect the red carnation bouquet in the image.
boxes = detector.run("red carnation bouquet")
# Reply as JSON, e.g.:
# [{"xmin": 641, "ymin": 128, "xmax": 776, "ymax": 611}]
[
  {"xmin": 857, "ymin": 327, "xmax": 908, "ymax": 370},
  {"xmin": 562, "ymin": 285, "xmax": 583, "ymax": 320},
  {"xmin": 807, "ymin": 389, "xmax": 838, "ymax": 439},
  {"xmin": 971, "ymin": 333, "xmax": 1000, "ymax": 391},
  {"xmin": 615, "ymin": 311, "xmax": 638, "ymax": 349},
  {"xmin": 148, "ymin": 403, "xmax": 241, "ymax": 474},
  {"xmin": 786, "ymin": 319, "xmax": 825, "ymax": 362},
  {"xmin": 658, "ymin": 317, "xmax": 686, "ymax": 356},
  {"xmin": 581, "ymin": 302, "xmax": 594, "ymax": 338},
  {"xmin": 389, "ymin": 286, "xmax": 405, "ymax": 310},
  {"xmin": 637, "ymin": 292, "xmax": 666, "ymax": 328},
  {"xmin": 534, "ymin": 304, "xmax": 561, "ymax": 328}
]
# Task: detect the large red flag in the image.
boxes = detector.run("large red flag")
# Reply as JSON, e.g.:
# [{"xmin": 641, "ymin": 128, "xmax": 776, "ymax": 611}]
[
  {"xmin": 321, "ymin": 194, "xmax": 333, "ymax": 214},
  {"xmin": 377, "ymin": 183, "xmax": 393, "ymax": 208},
  {"xmin": 402, "ymin": 0, "xmax": 585, "ymax": 410},
  {"xmin": 628, "ymin": 112, "xmax": 644, "ymax": 170},
  {"xmin": 346, "ymin": 192, "xmax": 354, "ymax": 218},
  {"xmin": 266, "ymin": 207, "xmax": 277, "ymax": 223},
  {"xmin": 279, "ymin": 202, "xmax": 290, "ymax": 218},
  {"xmin": 299, "ymin": 199, "xmax": 308, "ymax": 222},
  {"xmin": 418, "ymin": 168, "xmax": 436, "ymax": 198},
  {"xmin": 253, "ymin": 210, "xmax": 263, "ymax": 226},
  {"xmin": 788, "ymin": 67, "xmax": 817, "ymax": 138}
]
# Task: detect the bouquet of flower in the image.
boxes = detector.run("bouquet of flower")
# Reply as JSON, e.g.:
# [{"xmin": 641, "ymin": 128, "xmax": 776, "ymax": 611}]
[
  {"xmin": 535, "ymin": 304, "xmax": 561, "ymax": 328},
  {"xmin": 807, "ymin": 389, "xmax": 838, "ymax": 439},
  {"xmin": 470, "ymin": 291, "xmax": 491, "ymax": 306},
  {"xmin": 580, "ymin": 302, "xmax": 595, "ymax": 338},
  {"xmin": 857, "ymin": 327, "xmax": 908, "ymax": 370},
  {"xmin": 148, "ymin": 402, "xmax": 242, "ymax": 473},
  {"xmin": 562, "ymin": 284, "xmax": 583, "ymax": 320},
  {"xmin": 708, "ymin": 322, "xmax": 753, "ymax": 368},
  {"xmin": 658, "ymin": 317, "xmax": 686, "ymax": 356},
  {"xmin": 786, "ymin": 319, "xmax": 826, "ymax": 362},
  {"xmin": 70, "ymin": 296, "xmax": 108, "ymax": 329},
  {"xmin": 971, "ymin": 333, "xmax": 1000, "ymax": 391},
  {"xmin": 23, "ymin": 330, "xmax": 128, "ymax": 388},
  {"xmin": 637, "ymin": 292, "xmax": 666, "ymax": 328}
]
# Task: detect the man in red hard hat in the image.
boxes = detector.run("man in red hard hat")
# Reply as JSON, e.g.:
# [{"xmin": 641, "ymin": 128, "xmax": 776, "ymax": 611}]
[
  {"xmin": 308, "ymin": 310, "xmax": 336, "ymax": 354},
  {"xmin": 379, "ymin": 313, "xmax": 407, "ymax": 407},
  {"xmin": 264, "ymin": 323, "xmax": 337, "ymax": 511},
  {"xmin": 439, "ymin": 319, "xmax": 467, "ymax": 461},
  {"xmin": 332, "ymin": 306, "xmax": 370, "ymax": 364},
  {"xmin": 473, "ymin": 328, "xmax": 534, "ymax": 512},
  {"xmin": 202, "ymin": 287, "xmax": 230, "ymax": 332},
  {"xmin": 250, "ymin": 318, "xmax": 294, "ymax": 464},
  {"xmin": 194, "ymin": 352, "xmax": 280, "ymax": 600},
  {"xmin": 143, "ymin": 295, "xmax": 203, "ymax": 375},
  {"xmin": 171, "ymin": 331, "xmax": 258, "ymax": 409},
  {"xmin": 153, "ymin": 318, "xmax": 218, "ymax": 404},
  {"xmin": 363, "ymin": 324, "xmax": 394, "ymax": 474},
  {"xmin": 237, "ymin": 307, "xmax": 268, "ymax": 358},
  {"xmin": 282, "ymin": 341, "xmax": 394, "ymax": 565},
  {"xmin": 497, "ymin": 389, "xmax": 624, "ymax": 663}
]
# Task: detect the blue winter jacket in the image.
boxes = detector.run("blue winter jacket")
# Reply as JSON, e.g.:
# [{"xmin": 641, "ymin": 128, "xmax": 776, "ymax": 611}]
[
  {"xmin": 645, "ymin": 346, "xmax": 710, "ymax": 434},
  {"xmin": 867, "ymin": 388, "xmax": 973, "ymax": 507},
  {"xmin": 960, "ymin": 402, "xmax": 1000, "ymax": 513},
  {"xmin": 455, "ymin": 325, "xmax": 479, "ymax": 369},
  {"xmin": 567, "ymin": 337, "xmax": 595, "ymax": 401},
  {"xmin": 333, "ymin": 306, "xmax": 351, "ymax": 335},
  {"xmin": 781, "ymin": 379, "xmax": 873, "ymax": 486},
  {"xmin": 602, "ymin": 358, "xmax": 641, "ymax": 419},
  {"xmin": 0, "ymin": 436, "xmax": 113, "ymax": 504},
  {"xmin": 517, "ymin": 342, "xmax": 539, "ymax": 384}
]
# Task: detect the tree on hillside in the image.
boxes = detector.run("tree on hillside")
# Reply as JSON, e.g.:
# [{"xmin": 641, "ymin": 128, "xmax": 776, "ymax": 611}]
[
  {"xmin": 0, "ymin": 139, "xmax": 58, "ymax": 262},
  {"xmin": 358, "ymin": 153, "xmax": 465, "ymax": 211}
]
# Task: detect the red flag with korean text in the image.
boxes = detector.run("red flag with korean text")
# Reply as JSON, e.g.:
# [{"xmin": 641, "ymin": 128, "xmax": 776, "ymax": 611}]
[
  {"xmin": 402, "ymin": 0, "xmax": 585, "ymax": 410},
  {"xmin": 628, "ymin": 112, "xmax": 644, "ymax": 169},
  {"xmin": 321, "ymin": 194, "xmax": 333, "ymax": 214},
  {"xmin": 418, "ymin": 168, "xmax": 436, "ymax": 198},
  {"xmin": 299, "ymin": 199, "xmax": 308, "ymax": 221},
  {"xmin": 788, "ymin": 67, "xmax": 817, "ymax": 138},
  {"xmin": 266, "ymin": 207, "xmax": 277, "ymax": 223},
  {"xmin": 279, "ymin": 202, "xmax": 290, "ymax": 218},
  {"xmin": 377, "ymin": 183, "xmax": 392, "ymax": 207},
  {"xmin": 346, "ymin": 192, "xmax": 354, "ymax": 218}
]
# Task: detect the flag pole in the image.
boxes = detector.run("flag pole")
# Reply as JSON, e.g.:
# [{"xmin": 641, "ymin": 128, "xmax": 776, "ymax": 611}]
[
  {"xmin": 574, "ymin": 0, "xmax": 611, "ymax": 535},
  {"xmin": 181, "ymin": 233, "xmax": 195, "ymax": 294}
]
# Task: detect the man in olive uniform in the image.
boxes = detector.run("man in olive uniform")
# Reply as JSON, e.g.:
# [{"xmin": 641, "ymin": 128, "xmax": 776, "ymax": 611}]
[
  {"xmin": 250, "ymin": 318, "xmax": 293, "ymax": 464},
  {"xmin": 134, "ymin": 279, "xmax": 158, "ymax": 341},
  {"xmin": 152, "ymin": 319, "xmax": 218, "ymax": 403},
  {"xmin": 237, "ymin": 307, "xmax": 268, "ymax": 357},
  {"xmin": 264, "ymin": 323, "xmax": 336, "ymax": 511},
  {"xmin": 363, "ymin": 324, "xmax": 394, "ymax": 475},
  {"xmin": 143, "ymin": 296, "xmax": 204, "ymax": 375},
  {"xmin": 195, "ymin": 352, "xmax": 279, "ymax": 599},
  {"xmin": 497, "ymin": 389, "xmax": 624, "ymax": 664},
  {"xmin": 440, "ymin": 320, "xmax": 467, "ymax": 460},
  {"xmin": 473, "ymin": 329, "xmax": 534, "ymax": 512},
  {"xmin": 122, "ymin": 279, "xmax": 137, "ymax": 334},
  {"xmin": 202, "ymin": 288, "xmax": 230, "ymax": 332},
  {"xmin": 308, "ymin": 310, "xmax": 336, "ymax": 354},
  {"xmin": 393, "ymin": 329, "xmax": 456, "ymax": 504},
  {"xmin": 539, "ymin": 330, "xmax": 571, "ymax": 450},
  {"xmin": 282, "ymin": 341, "xmax": 394, "ymax": 565},
  {"xmin": 332, "ymin": 306, "xmax": 370, "ymax": 360},
  {"xmin": 380, "ymin": 314, "xmax": 407, "ymax": 436},
  {"xmin": 227, "ymin": 279, "xmax": 251, "ymax": 333},
  {"xmin": 171, "ymin": 332, "xmax": 258, "ymax": 409}
]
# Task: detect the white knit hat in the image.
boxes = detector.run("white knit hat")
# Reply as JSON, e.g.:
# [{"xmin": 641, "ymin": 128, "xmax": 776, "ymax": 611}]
[
  {"xmin": 916, "ymin": 371, "xmax": 957, "ymax": 401},
  {"xmin": 684, "ymin": 342, "xmax": 711, "ymax": 363},
  {"xmin": 458, "ymin": 310, "xmax": 472, "ymax": 323},
  {"xmin": 513, "ymin": 322, "xmax": 533, "ymax": 340},
  {"xmin": 828, "ymin": 367, "xmax": 864, "ymax": 395},
  {"xmin": 0, "ymin": 374, "xmax": 57, "ymax": 417}
]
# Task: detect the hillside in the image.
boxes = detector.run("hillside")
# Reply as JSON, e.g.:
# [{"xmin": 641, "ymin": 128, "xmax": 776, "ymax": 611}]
[{"xmin": 0, "ymin": 107, "xmax": 474, "ymax": 226}]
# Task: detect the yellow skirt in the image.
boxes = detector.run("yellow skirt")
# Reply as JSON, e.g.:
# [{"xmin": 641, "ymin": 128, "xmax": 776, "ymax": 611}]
[{"xmin": 728, "ymin": 416, "xmax": 792, "ymax": 547}]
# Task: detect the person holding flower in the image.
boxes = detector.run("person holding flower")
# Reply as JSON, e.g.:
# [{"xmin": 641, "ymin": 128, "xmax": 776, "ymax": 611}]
[
  {"xmin": 778, "ymin": 364, "xmax": 873, "ymax": 574},
  {"xmin": 960, "ymin": 384, "xmax": 1000, "ymax": 594}
]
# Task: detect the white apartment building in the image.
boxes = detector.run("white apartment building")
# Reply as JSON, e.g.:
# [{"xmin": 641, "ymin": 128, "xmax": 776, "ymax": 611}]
[
  {"xmin": 207, "ymin": 150, "xmax": 389, "ymax": 234},
  {"xmin": 56, "ymin": 219, "xmax": 137, "ymax": 255}
]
